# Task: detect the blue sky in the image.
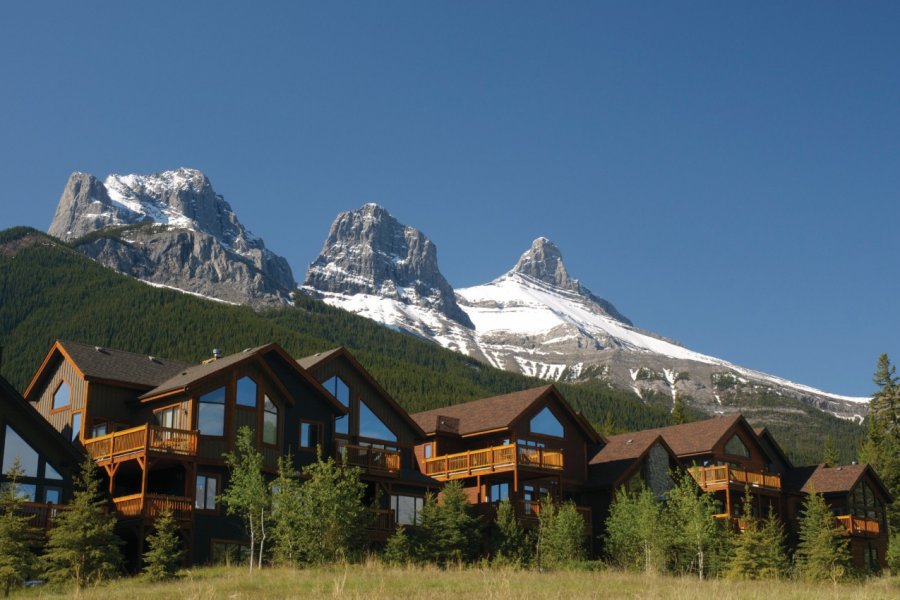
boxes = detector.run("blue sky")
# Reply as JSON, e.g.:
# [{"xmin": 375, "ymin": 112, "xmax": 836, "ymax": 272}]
[{"xmin": 1, "ymin": 1, "xmax": 897, "ymax": 397}]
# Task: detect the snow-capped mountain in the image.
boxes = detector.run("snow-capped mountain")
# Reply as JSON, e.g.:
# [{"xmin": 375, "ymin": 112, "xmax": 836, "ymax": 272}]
[
  {"xmin": 48, "ymin": 169, "xmax": 295, "ymax": 307},
  {"xmin": 302, "ymin": 205, "xmax": 869, "ymax": 421}
]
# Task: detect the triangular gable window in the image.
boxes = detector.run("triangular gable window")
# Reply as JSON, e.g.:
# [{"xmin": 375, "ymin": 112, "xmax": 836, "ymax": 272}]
[
  {"xmin": 530, "ymin": 407, "xmax": 564, "ymax": 438},
  {"xmin": 2, "ymin": 425, "xmax": 40, "ymax": 477},
  {"xmin": 323, "ymin": 376, "xmax": 350, "ymax": 407},
  {"xmin": 359, "ymin": 400, "xmax": 397, "ymax": 442},
  {"xmin": 725, "ymin": 434, "xmax": 750, "ymax": 458}
]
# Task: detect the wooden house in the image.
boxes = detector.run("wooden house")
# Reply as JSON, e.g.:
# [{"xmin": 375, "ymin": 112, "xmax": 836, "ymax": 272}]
[
  {"xmin": 784, "ymin": 463, "xmax": 892, "ymax": 571},
  {"xmin": 1, "ymin": 373, "xmax": 81, "ymax": 531},
  {"xmin": 410, "ymin": 385, "xmax": 600, "ymax": 533},
  {"xmin": 586, "ymin": 430, "xmax": 682, "ymax": 554},
  {"xmin": 297, "ymin": 347, "xmax": 440, "ymax": 538},
  {"xmin": 24, "ymin": 340, "xmax": 345, "ymax": 566}
]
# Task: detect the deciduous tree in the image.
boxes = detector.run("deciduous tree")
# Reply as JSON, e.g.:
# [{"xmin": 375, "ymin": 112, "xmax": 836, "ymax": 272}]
[
  {"xmin": 604, "ymin": 486, "xmax": 669, "ymax": 573},
  {"xmin": 536, "ymin": 499, "xmax": 586, "ymax": 569},
  {"xmin": 221, "ymin": 426, "xmax": 269, "ymax": 572}
]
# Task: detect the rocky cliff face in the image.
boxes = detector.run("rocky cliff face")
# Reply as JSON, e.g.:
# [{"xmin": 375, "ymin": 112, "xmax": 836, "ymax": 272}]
[
  {"xmin": 303, "ymin": 203, "xmax": 473, "ymax": 328},
  {"xmin": 48, "ymin": 168, "xmax": 295, "ymax": 307}
]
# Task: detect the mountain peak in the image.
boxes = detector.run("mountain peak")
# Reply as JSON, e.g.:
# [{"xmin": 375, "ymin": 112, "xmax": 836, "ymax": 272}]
[
  {"xmin": 511, "ymin": 237, "xmax": 578, "ymax": 291},
  {"xmin": 304, "ymin": 204, "xmax": 474, "ymax": 328}
]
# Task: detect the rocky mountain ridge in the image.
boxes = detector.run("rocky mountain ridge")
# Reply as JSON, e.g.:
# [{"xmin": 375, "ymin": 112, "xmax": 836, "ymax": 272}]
[
  {"xmin": 303, "ymin": 204, "xmax": 869, "ymax": 422},
  {"xmin": 48, "ymin": 168, "xmax": 295, "ymax": 307}
]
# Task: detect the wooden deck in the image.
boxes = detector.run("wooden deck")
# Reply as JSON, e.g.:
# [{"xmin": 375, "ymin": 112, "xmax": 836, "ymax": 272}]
[
  {"xmin": 112, "ymin": 493, "xmax": 193, "ymax": 521},
  {"xmin": 836, "ymin": 514, "xmax": 880, "ymax": 537},
  {"xmin": 20, "ymin": 501, "xmax": 65, "ymax": 530},
  {"xmin": 83, "ymin": 424, "xmax": 198, "ymax": 463},
  {"xmin": 689, "ymin": 465, "xmax": 781, "ymax": 492},
  {"xmin": 338, "ymin": 442, "xmax": 401, "ymax": 475},
  {"xmin": 423, "ymin": 443, "xmax": 563, "ymax": 480}
]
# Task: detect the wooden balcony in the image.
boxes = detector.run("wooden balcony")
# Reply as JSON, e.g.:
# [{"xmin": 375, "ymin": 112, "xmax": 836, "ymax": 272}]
[
  {"xmin": 689, "ymin": 465, "xmax": 781, "ymax": 492},
  {"xmin": 20, "ymin": 501, "xmax": 65, "ymax": 530},
  {"xmin": 112, "ymin": 493, "xmax": 193, "ymax": 522},
  {"xmin": 423, "ymin": 444, "xmax": 564, "ymax": 481},
  {"xmin": 368, "ymin": 508, "xmax": 395, "ymax": 531},
  {"xmin": 337, "ymin": 442, "xmax": 401, "ymax": 476},
  {"xmin": 84, "ymin": 424, "xmax": 198, "ymax": 463},
  {"xmin": 836, "ymin": 515, "xmax": 880, "ymax": 537}
]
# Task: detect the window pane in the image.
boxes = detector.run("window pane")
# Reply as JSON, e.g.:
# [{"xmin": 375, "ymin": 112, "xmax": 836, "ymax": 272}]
[
  {"xmin": 2, "ymin": 426, "xmax": 40, "ymax": 476},
  {"xmin": 195, "ymin": 476, "xmax": 207, "ymax": 509},
  {"xmin": 424, "ymin": 443, "xmax": 432, "ymax": 459},
  {"xmin": 323, "ymin": 376, "xmax": 350, "ymax": 407},
  {"xmin": 725, "ymin": 435, "xmax": 750, "ymax": 458},
  {"xmin": 236, "ymin": 377, "xmax": 257, "ymax": 407},
  {"xmin": 45, "ymin": 463, "xmax": 62, "ymax": 480},
  {"xmin": 71, "ymin": 413, "xmax": 82, "ymax": 442},
  {"xmin": 16, "ymin": 484, "xmax": 36, "ymax": 501},
  {"xmin": 45, "ymin": 487, "xmax": 62, "ymax": 504},
  {"xmin": 92, "ymin": 423, "xmax": 108, "ymax": 438},
  {"xmin": 263, "ymin": 411, "xmax": 277, "ymax": 445},
  {"xmin": 198, "ymin": 403, "xmax": 225, "ymax": 436},
  {"xmin": 335, "ymin": 414, "xmax": 348, "ymax": 435},
  {"xmin": 52, "ymin": 381, "xmax": 70, "ymax": 410},
  {"xmin": 200, "ymin": 386, "xmax": 226, "ymax": 404},
  {"xmin": 300, "ymin": 422, "xmax": 318, "ymax": 448},
  {"xmin": 530, "ymin": 407, "xmax": 564, "ymax": 438},
  {"xmin": 206, "ymin": 477, "xmax": 217, "ymax": 509},
  {"xmin": 359, "ymin": 400, "xmax": 396, "ymax": 442}
]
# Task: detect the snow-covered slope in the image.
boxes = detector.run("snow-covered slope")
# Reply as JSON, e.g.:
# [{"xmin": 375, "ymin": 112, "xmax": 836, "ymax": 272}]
[{"xmin": 302, "ymin": 207, "xmax": 868, "ymax": 422}]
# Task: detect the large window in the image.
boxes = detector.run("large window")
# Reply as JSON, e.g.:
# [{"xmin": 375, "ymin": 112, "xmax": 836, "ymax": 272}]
[
  {"xmin": 335, "ymin": 414, "xmax": 349, "ymax": 436},
  {"xmin": 263, "ymin": 394, "xmax": 278, "ymax": 445},
  {"xmin": 490, "ymin": 482, "xmax": 510, "ymax": 503},
  {"xmin": 529, "ymin": 407, "xmax": 564, "ymax": 438},
  {"xmin": 198, "ymin": 387, "xmax": 226, "ymax": 436},
  {"xmin": 155, "ymin": 405, "xmax": 184, "ymax": 430},
  {"xmin": 236, "ymin": 376, "xmax": 257, "ymax": 408},
  {"xmin": 51, "ymin": 381, "xmax": 70, "ymax": 410},
  {"xmin": 323, "ymin": 376, "xmax": 350, "ymax": 406},
  {"xmin": 391, "ymin": 495, "xmax": 424, "ymax": 525},
  {"xmin": 725, "ymin": 435, "xmax": 750, "ymax": 458},
  {"xmin": 2, "ymin": 425, "xmax": 40, "ymax": 477},
  {"xmin": 359, "ymin": 400, "xmax": 396, "ymax": 442},
  {"xmin": 195, "ymin": 473, "xmax": 219, "ymax": 511},
  {"xmin": 70, "ymin": 412, "xmax": 82, "ymax": 442}
]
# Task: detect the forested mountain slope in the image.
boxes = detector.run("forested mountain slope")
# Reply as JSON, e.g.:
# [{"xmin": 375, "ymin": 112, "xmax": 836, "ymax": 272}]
[{"xmin": 0, "ymin": 227, "xmax": 864, "ymax": 464}]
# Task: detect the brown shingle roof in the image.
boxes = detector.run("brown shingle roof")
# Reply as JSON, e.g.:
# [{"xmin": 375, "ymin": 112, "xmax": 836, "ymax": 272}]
[
  {"xmin": 296, "ymin": 347, "xmax": 344, "ymax": 371},
  {"xmin": 411, "ymin": 385, "xmax": 556, "ymax": 436},
  {"xmin": 139, "ymin": 344, "xmax": 272, "ymax": 399},
  {"xmin": 588, "ymin": 431, "xmax": 677, "ymax": 488},
  {"xmin": 784, "ymin": 463, "xmax": 869, "ymax": 495},
  {"xmin": 621, "ymin": 413, "xmax": 744, "ymax": 457},
  {"xmin": 58, "ymin": 340, "xmax": 190, "ymax": 388}
]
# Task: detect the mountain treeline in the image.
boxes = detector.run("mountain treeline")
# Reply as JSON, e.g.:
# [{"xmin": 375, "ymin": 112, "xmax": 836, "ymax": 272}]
[{"xmin": 0, "ymin": 227, "xmax": 865, "ymax": 464}]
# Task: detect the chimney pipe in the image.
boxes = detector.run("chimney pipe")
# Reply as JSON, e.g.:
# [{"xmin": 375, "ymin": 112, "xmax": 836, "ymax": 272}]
[{"xmin": 212, "ymin": 348, "xmax": 222, "ymax": 360}]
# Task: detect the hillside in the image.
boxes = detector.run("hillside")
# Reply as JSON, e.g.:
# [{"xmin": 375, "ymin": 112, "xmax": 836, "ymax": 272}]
[{"xmin": 0, "ymin": 227, "xmax": 865, "ymax": 464}]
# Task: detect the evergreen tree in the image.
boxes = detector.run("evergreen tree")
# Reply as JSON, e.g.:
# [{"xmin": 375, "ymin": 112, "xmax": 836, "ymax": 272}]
[
  {"xmin": 727, "ymin": 501, "xmax": 787, "ymax": 580},
  {"xmin": 294, "ymin": 451, "xmax": 369, "ymax": 564},
  {"xmin": 671, "ymin": 394, "xmax": 686, "ymax": 425},
  {"xmin": 141, "ymin": 508, "xmax": 183, "ymax": 582},
  {"xmin": 490, "ymin": 498, "xmax": 529, "ymax": 566},
  {"xmin": 416, "ymin": 481, "xmax": 480, "ymax": 565},
  {"xmin": 383, "ymin": 525, "xmax": 415, "ymax": 566},
  {"xmin": 269, "ymin": 454, "xmax": 303, "ymax": 566},
  {"xmin": 221, "ymin": 426, "xmax": 269, "ymax": 572},
  {"xmin": 43, "ymin": 456, "xmax": 123, "ymax": 588},
  {"xmin": 536, "ymin": 499, "xmax": 586, "ymax": 569},
  {"xmin": 666, "ymin": 472, "xmax": 725, "ymax": 579},
  {"xmin": 757, "ymin": 506, "xmax": 789, "ymax": 578},
  {"xmin": 822, "ymin": 436, "xmax": 839, "ymax": 468},
  {"xmin": 0, "ymin": 461, "xmax": 36, "ymax": 597},
  {"xmin": 859, "ymin": 354, "xmax": 900, "ymax": 534},
  {"xmin": 794, "ymin": 491, "xmax": 851, "ymax": 583},
  {"xmin": 604, "ymin": 486, "xmax": 669, "ymax": 573}
]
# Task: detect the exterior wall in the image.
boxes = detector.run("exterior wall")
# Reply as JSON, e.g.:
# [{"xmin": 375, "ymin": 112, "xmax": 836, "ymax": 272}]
[
  {"xmin": 30, "ymin": 356, "xmax": 87, "ymax": 441},
  {"xmin": 509, "ymin": 396, "xmax": 590, "ymax": 488},
  {"xmin": 88, "ymin": 383, "xmax": 145, "ymax": 433},
  {"xmin": 708, "ymin": 423, "xmax": 768, "ymax": 471}
]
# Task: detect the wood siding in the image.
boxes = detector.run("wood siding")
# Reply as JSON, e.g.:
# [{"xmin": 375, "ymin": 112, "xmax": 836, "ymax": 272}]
[{"xmin": 31, "ymin": 357, "xmax": 86, "ymax": 439}]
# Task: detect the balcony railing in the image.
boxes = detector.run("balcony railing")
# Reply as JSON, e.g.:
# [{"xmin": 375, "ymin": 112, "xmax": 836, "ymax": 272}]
[
  {"xmin": 113, "ymin": 493, "xmax": 193, "ymax": 521},
  {"xmin": 423, "ymin": 443, "xmax": 564, "ymax": 480},
  {"xmin": 836, "ymin": 515, "xmax": 880, "ymax": 537},
  {"xmin": 84, "ymin": 424, "xmax": 199, "ymax": 462},
  {"xmin": 19, "ymin": 502, "xmax": 65, "ymax": 530},
  {"xmin": 369, "ymin": 508, "xmax": 395, "ymax": 531},
  {"xmin": 337, "ymin": 442, "xmax": 401, "ymax": 475},
  {"xmin": 689, "ymin": 465, "xmax": 781, "ymax": 492}
]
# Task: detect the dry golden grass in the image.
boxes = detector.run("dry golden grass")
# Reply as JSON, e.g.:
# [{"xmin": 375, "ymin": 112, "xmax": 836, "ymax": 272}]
[{"xmin": 16, "ymin": 563, "xmax": 899, "ymax": 600}]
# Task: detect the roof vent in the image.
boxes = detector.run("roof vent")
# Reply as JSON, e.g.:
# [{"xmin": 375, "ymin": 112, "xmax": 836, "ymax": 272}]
[
  {"xmin": 95, "ymin": 346, "xmax": 104, "ymax": 352},
  {"xmin": 213, "ymin": 348, "xmax": 222, "ymax": 359}
]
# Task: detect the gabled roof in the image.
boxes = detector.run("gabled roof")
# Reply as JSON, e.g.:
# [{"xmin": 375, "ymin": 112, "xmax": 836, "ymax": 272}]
[
  {"xmin": 25, "ymin": 340, "xmax": 191, "ymax": 396},
  {"xmin": 754, "ymin": 426, "xmax": 794, "ymax": 470},
  {"xmin": 588, "ymin": 431, "xmax": 680, "ymax": 488},
  {"xmin": 411, "ymin": 385, "xmax": 600, "ymax": 442},
  {"xmin": 139, "ymin": 343, "xmax": 346, "ymax": 414},
  {"xmin": 617, "ymin": 414, "xmax": 747, "ymax": 458},
  {"xmin": 296, "ymin": 347, "xmax": 425, "ymax": 438},
  {"xmin": 784, "ymin": 463, "xmax": 892, "ymax": 500}
]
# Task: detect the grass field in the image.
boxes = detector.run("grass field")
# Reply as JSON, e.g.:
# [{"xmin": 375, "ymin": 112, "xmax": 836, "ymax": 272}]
[{"xmin": 13, "ymin": 564, "xmax": 899, "ymax": 600}]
